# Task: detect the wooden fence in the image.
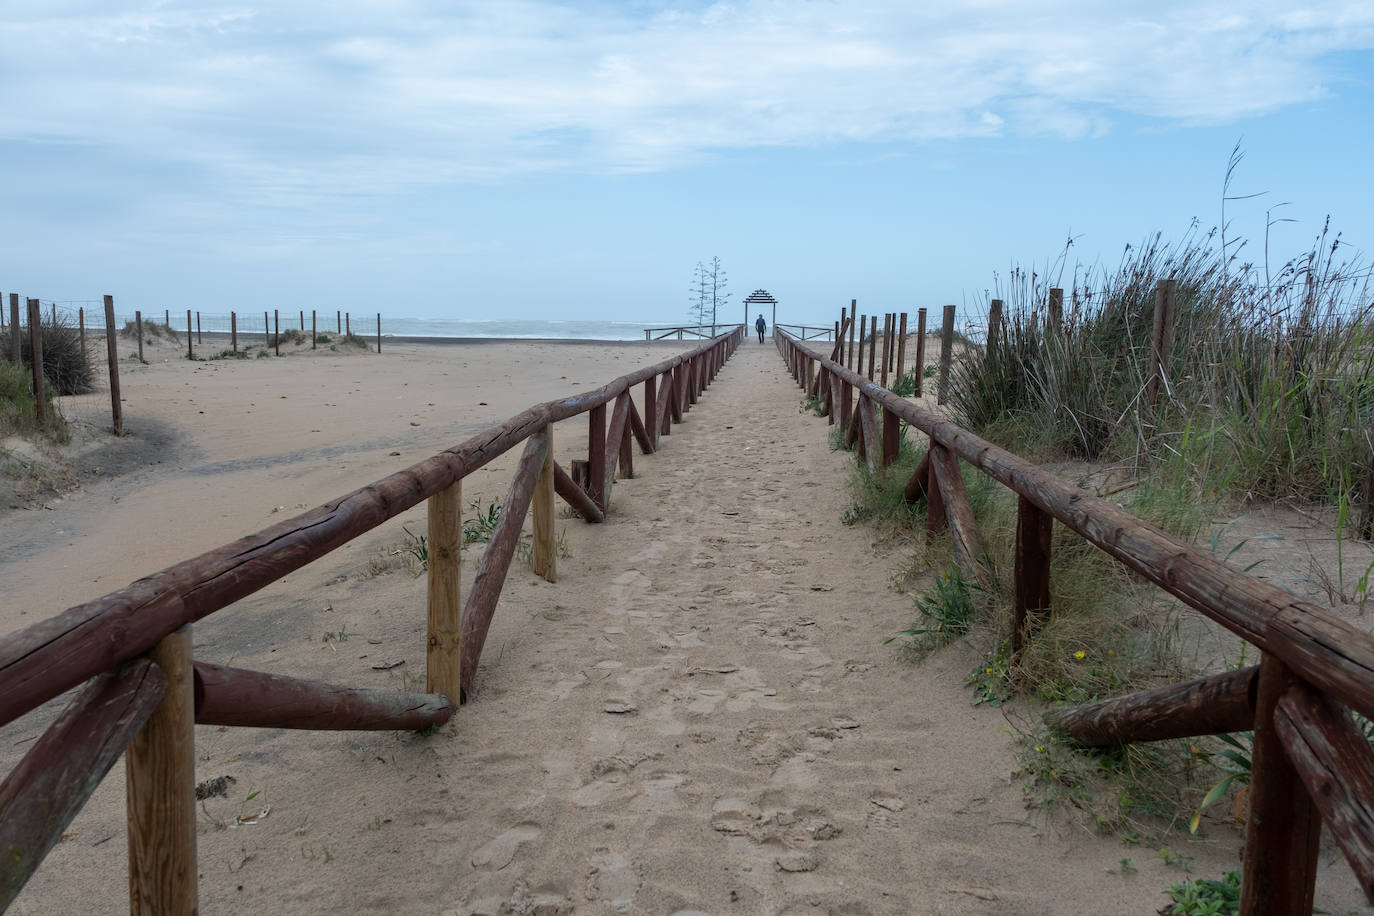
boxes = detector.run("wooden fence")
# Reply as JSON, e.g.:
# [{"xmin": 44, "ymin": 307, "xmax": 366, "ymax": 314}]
[
  {"xmin": 776, "ymin": 328, "xmax": 1374, "ymax": 915},
  {"xmin": 0, "ymin": 326, "xmax": 743, "ymax": 912}
]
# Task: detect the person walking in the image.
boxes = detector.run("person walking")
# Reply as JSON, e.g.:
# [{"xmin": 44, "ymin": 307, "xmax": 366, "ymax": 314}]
[{"xmin": 755, "ymin": 313, "xmax": 767, "ymax": 343}]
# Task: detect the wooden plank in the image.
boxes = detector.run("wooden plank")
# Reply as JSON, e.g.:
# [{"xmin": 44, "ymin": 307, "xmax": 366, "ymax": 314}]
[
  {"xmin": 928, "ymin": 444, "xmax": 986, "ymax": 583},
  {"xmin": 1275, "ymin": 681, "xmax": 1374, "ymax": 903},
  {"xmin": 881, "ymin": 405, "xmax": 900, "ymax": 467},
  {"xmin": 426, "ymin": 481, "xmax": 462, "ymax": 699},
  {"xmin": 604, "ymin": 391, "xmax": 631, "ymax": 499},
  {"xmin": 127, "ymin": 626, "xmax": 197, "ymax": 916},
  {"xmin": 588, "ymin": 402, "xmax": 607, "ymax": 510},
  {"xmin": 914, "ymin": 308, "xmax": 927, "ymax": 398},
  {"xmin": 459, "ymin": 431, "xmax": 550, "ymax": 699},
  {"xmin": 857, "ymin": 394, "xmax": 879, "ymax": 474},
  {"xmin": 925, "ymin": 451, "xmax": 946, "ymax": 543},
  {"xmin": 643, "ymin": 376, "xmax": 658, "ymax": 451},
  {"xmin": 619, "ymin": 413, "xmax": 634, "ymax": 481},
  {"xmin": 867, "ymin": 315, "xmax": 878, "ymax": 382},
  {"xmin": 532, "ymin": 424, "xmax": 556, "ymax": 582},
  {"xmin": 895, "ymin": 312, "xmax": 908, "ymax": 386},
  {"xmin": 0, "ymin": 660, "xmax": 166, "ymax": 912},
  {"xmin": 193, "ymin": 661, "xmax": 454, "ymax": 729},
  {"xmin": 1013, "ymin": 494, "xmax": 1052, "ymax": 655},
  {"xmin": 553, "ymin": 460, "xmax": 603, "ymax": 522},
  {"xmin": 1046, "ymin": 666, "xmax": 1257, "ymax": 747},
  {"xmin": 902, "ymin": 451, "xmax": 931, "ymax": 503},
  {"xmin": 628, "ymin": 394, "xmax": 653, "ymax": 454},
  {"xmin": 847, "ymin": 300, "xmax": 857, "ymax": 369},
  {"xmin": 1239, "ymin": 654, "xmax": 1321, "ymax": 915},
  {"xmin": 937, "ymin": 304, "xmax": 955, "ymax": 404},
  {"xmin": 26, "ymin": 300, "xmax": 45, "ymax": 425},
  {"xmin": 880, "ymin": 313, "xmax": 892, "ymax": 387}
]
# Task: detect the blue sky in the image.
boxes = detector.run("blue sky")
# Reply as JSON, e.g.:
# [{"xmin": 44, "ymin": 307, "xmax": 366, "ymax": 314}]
[{"xmin": 2, "ymin": 1, "xmax": 1372, "ymax": 326}]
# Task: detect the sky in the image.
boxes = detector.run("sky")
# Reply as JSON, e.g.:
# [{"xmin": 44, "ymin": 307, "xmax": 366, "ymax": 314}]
[{"xmin": 2, "ymin": 1, "xmax": 1372, "ymax": 327}]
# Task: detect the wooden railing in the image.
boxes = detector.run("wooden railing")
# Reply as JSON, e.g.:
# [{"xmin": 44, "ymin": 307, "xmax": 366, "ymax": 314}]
[
  {"xmin": 0, "ymin": 326, "xmax": 743, "ymax": 912},
  {"xmin": 643, "ymin": 323, "xmax": 729, "ymax": 340},
  {"xmin": 774, "ymin": 322, "xmax": 835, "ymax": 341},
  {"xmin": 776, "ymin": 328, "xmax": 1374, "ymax": 914}
]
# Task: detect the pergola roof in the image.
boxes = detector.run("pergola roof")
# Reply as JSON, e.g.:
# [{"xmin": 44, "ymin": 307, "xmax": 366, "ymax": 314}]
[{"xmin": 743, "ymin": 289, "xmax": 777, "ymax": 305}]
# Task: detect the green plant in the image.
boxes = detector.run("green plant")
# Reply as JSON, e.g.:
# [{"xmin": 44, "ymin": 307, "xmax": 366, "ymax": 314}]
[
  {"xmin": 463, "ymin": 499, "xmax": 503, "ymax": 546},
  {"xmin": 120, "ymin": 319, "xmax": 180, "ymax": 342},
  {"xmin": 801, "ymin": 394, "xmax": 822, "ymax": 415},
  {"xmin": 400, "ymin": 526, "xmax": 429, "ymax": 569},
  {"xmin": 922, "ymin": 363, "xmax": 937, "ymax": 379},
  {"xmin": 886, "ymin": 568, "xmax": 975, "ymax": 658},
  {"xmin": 890, "ymin": 371, "xmax": 917, "ymax": 397},
  {"xmin": 1164, "ymin": 870, "xmax": 1241, "ymax": 915},
  {"xmin": 0, "ymin": 360, "xmax": 65, "ymax": 441},
  {"xmin": 341, "ymin": 332, "xmax": 369, "ymax": 349},
  {"xmin": 210, "ymin": 348, "xmax": 248, "ymax": 360},
  {"xmin": 316, "ymin": 333, "xmax": 332, "ymax": 343},
  {"xmin": 1189, "ymin": 732, "xmax": 1252, "ymax": 834},
  {"xmin": 969, "ymin": 640, "xmax": 1014, "ymax": 707},
  {"xmin": 2, "ymin": 318, "xmax": 95, "ymax": 396}
]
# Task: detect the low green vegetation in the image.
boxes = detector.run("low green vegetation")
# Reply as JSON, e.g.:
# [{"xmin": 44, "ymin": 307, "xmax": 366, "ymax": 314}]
[
  {"xmin": 120, "ymin": 319, "xmax": 179, "ymax": 343},
  {"xmin": 0, "ymin": 360, "xmax": 65, "ymax": 441},
  {"xmin": 2, "ymin": 320, "xmax": 95, "ymax": 396}
]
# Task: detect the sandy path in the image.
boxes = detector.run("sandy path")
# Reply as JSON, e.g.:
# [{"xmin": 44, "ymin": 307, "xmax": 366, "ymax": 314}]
[{"xmin": 7, "ymin": 340, "xmax": 1366, "ymax": 914}]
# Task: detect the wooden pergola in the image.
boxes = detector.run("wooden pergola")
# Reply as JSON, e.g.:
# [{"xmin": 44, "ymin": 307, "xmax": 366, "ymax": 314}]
[{"xmin": 743, "ymin": 289, "xmax": 778, "ymax": 335}]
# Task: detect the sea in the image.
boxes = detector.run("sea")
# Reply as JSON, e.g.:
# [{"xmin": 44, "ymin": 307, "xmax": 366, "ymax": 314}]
[{"xmin": 380, "ymin": 318, "xmax": 700, "ymax": 341}]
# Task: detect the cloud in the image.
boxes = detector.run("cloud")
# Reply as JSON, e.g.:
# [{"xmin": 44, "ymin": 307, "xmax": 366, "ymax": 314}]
[{"xmin": 2, "ymin": 0, "xmax": 1371, "ymax": 207}]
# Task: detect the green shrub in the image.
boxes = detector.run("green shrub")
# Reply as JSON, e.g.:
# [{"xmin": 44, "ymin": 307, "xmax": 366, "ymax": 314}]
[
  {"xmin": 0, "ymin": 360, "xmax": 64, "ymax": 439},
  {"xmin": 1, "ymin": 320, "xmax": 94, "ymax": 396}
]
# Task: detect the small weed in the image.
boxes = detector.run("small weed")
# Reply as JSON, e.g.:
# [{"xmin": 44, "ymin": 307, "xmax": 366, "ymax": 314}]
[
  {"xmin": 890, "ymin": 371, "xmax": 917, "ymax": 397},
  {"xmin": 1118, "ymin": 857, "xmax": 1137, "ymax": 875},
  {"xmin": 969, "ymin": 640, "xmax": 1014, "ymax": 707},
  {"xmin": 1164, "ymin": 870, "xmax": 1241, "ymax": 915},
  {"xmin": 256, "ymin": 349, "xmax": 270, "ymax": 359},
  {"xmin": 886, "ymin": 568, "xmax": 976, "ymax": 659},
  {"xmin": 801, "ymin": 394, "xmax": 822, "ymax": 415},
  {"xmin": 209, "ymin": 348, "xmax": 248, "ymax": 360},
  {"xmin": 316, "ymin": 333, "xmax": 332, "ymax": 343},
  {"xmin": 463, "ymin": 499, "xmax": 502, "ymax": 546},
  {"xmin": 400, "ymin": 526, "xmax": 429, "ymax": 569}
]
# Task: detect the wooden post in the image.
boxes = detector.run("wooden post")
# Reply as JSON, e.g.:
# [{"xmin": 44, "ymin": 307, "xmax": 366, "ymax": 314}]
[
  {"xmin": 1147, "ymin": 279, "xmax": 1177, "ymax": 414},
  {"xmin": 644, "ymin": 376, "xmax": 658, "ymax": 450},
  {"xmin": 532, "ymin": 424, "xmax": 556, "ymax": 583},
  {"xmin": 1047, "ymin": 288, "xmax": 1063, "ymax": 334},
  {"xmin": 926, "ymin": 452, "xmax": 946, "ymax": 543},
  {"xmin": 273, "ymin": 309, "xmax": 280, "ymax": 356},
  {"xmin": 880, "ymin": 313, "xmax": 892, "ymax": 387},
  {"xmin": 914, "ymin": 308, "xmax": 927, "ymax": 398},
  {"xmin": 299, "ymin": 309, "xmax": 304, "ymax": 331},
  {"xmin": 1049, "ymin": 667, "xmax": 1257, "ymax": 747},
  {"xmin": 163, "ymin": 308, "xmax": 169, "ymax": 328},
  {"xmin": 26, "ymin": 300, "xmax": 46, "ymax": 426},
  {"xmin": 895, "ymin": 312, "xmax": 908, "ymax": 387},
  {"xmin": 104, "ymin": 296, "xmax": 123, "ymax": 436},
  {"xmin": 186, "ymin": 310, "xmax": 192, "ymax": 359},
  {"xmin": 856, "ymin": 315, "xmax": 866, "ymax": 377},
  {"xmin": 231, "ymin": 311, "xmax": 237, "ymax": 353},
  {"xmin": 8, "ymin": 294, "xmax": 19, "ymax": 364},
  {"xmin": 126, "ymin": 625, "xmax": 197, "ymax": 915},
  {"xmin": 882, "ymin": 405, "xmax": 899, "ymax": 467},
  {"xmin": 51, "ymin": 302, "xmax": 56, "ymax": 325},
  {"xmin": 135, "ymin": 310, "xmax": 144, "ymax": 363},
  {"xmin": 588, "ymin": 403, "xmax": 607, "ymax": 510},
  {"xmin": 79, "ymin": 307, "xmax": 87, "ymax": 369},
  {"xmin": 196, "ymin": 312, "xmax": 201, "ymax": 345},
  {"xmin": 1013, "ymin": 495, "xmax": 1052, "ymax": 655},
  {"xmin": 376, "ymin": 313, "xmax": 381, "ymax": 353},
  {"xmin": 346, "ymin": 312, "xmax": 351, "ymax": 336},
  {"xmin": 312, "ymin": 310, "xmax": 317, "ymax": 349},
  {"xmin": 426, "ymin": 481, "xmax": 462, "ymax": 701},
  {"xmin": 847, "ymin": 300, "xmax": 857, "ymax": 370},
  {"xmin": 336, "ymin": 310, "xmax": 341, "ymax": 334},
  {"xmin": 263, "ymin": 310, "xmax": 269, "ymax": 349},
  {"xmin": 1239, "ymin": 655, "xmax": 1322, "ymax": 914},
  {"xmin": 937, "ymin": 305, "xmax": 955, "ymax": 405},
  {"xmin": 867, "ymin": 315, "xmax": 878, "ymax": 382},
  {"xmin": 988, "ymin": 299, "xmax": 1003, "ymax": 353}
]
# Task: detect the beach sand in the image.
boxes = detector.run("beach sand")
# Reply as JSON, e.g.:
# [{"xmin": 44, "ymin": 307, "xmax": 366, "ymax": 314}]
[{"xmin": 1, "ymin": 335, "xmax": 1368, "ymax": 914}]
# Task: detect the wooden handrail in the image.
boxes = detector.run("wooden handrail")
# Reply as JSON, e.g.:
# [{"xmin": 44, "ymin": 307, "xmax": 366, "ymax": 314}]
[
  {"xmin": 0, "ymin": 330, "xmax": 739, "ymax": 729},
  {"xmin": 775, "ymin": 329, "xmax": 1374, "ymax": 724}
]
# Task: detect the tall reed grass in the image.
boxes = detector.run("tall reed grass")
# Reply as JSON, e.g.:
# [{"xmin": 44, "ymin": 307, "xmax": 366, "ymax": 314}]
[{"xmin": 951, "ymin": 220, "xmax": 1374, "ymax": 505}]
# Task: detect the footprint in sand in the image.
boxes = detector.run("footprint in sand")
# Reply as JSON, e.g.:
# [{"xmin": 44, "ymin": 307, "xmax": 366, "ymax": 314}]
[{"xmin": 471, "ymin": 822, "xmax": 541, "ymax": 871}]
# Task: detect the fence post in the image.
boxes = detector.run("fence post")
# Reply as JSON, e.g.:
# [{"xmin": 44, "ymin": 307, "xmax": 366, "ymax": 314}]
[
  {"xmin": 312, "ymin": 310, "xmax": 317, "ymax": 349},
  {"xmin": 79, "ymin": 307, "xmax": 87, "ymax": 370},
  {"xmin": 126, "ymin": 625, "xmax": 197, "ymax": 915},
  {"xmin": 51, "ymin": 302, "xmax": 56, "ymax": 325},
  {"xmin": 186, "ymin": 310, "xmax": 193, "ymax": 360},
  {"xmin": 1238, "ymin": 654, "xmax": 1321, "ymax": 914},
  {"xmin": 376, "ymin": 313, "xmax": 381, "ymax": 353},
  {"xmin": 988, "ymin": 299, "xmax": 1003, "ymax": 352},
  {"xmin": 588, "ymin": 403, "xmax": 607, "ymax": 510},
  {"xmin": 914, "ymin": 308, "xmax": 927, "ymax": 398},
  {"xmin": 26, "ymin": 299, "xmax": 46, "ymax": 426},
  {"xmin": 937, "ymin": 305, "xmax": 955, "ymax": 405},
  {"xmin": 231, "ymin": 311, "xmax": 237, "ymax": 353},
  {"xmin": 533, "ymin": 424, "xmax": 556, "ymax": 582},
  {"xmin": 426, "ymin": 482, "xmax": 463, "ymax": 702},
  {"xmin": 299, "ymin": 309, "xmax": 304, "ymax": 331},
  {"xmin": 880, "ymin": 313, "xmax": 892, "ymax": 387},
  {"xmin": 847, "ymin": 300, "xmax": 857, "ymax": 370},
  {"xmin": 196, "ymin": 312, "xmax": 201, "ymax": 345},
  {"xmin": 895, "ymin": 312, "xmax": 908, "ymax": 386},
  {"xmin": 336, "ymin": 310, "xmax": 341, "ymax": 334},
  {"xmin": 346, "ymin": 312, "xmax": 351, "ymax": 336},
  {"xmin": 8, "ymin": 294, "xmax": 19, "ymax": 364},
  {"xmin": 104, "ymin": 296, "xmax": 123, "ymax": 436},
  {"xmin": 274, "ymin": 310, "xmax": 279, "ymax": 356},
  {"xmin": 264, "ymin": 310, "xmax": 269, "ymax": 349},
  {"xmin": 163, "ymin": 308, "xmax": 168, "ymax": 329},
  {"xmin": 135, "ymin": 310, "xmax": 144, "ymax": 364},
  {"xmin": 867, "ymin": 315, "xmax": 878, "ymax": 382},
  {"xmin": 644, "ymin": 376, "xmax": 658, "ymax": 450},
  {"xmin": 1147, "ymin": 279, "xmax": 1177, "ymax": 414},
  {"xmin": 1013, "ymin": 495, "xmax": 1052, "ymax": 656}
]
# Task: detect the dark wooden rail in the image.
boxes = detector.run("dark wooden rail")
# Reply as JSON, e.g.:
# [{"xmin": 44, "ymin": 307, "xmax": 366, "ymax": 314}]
[
  {"xmin": 776, "ymin": 327, "xmax": 1374, "ymax": 914},
  {"xmin": 0, "ymin": 326, "xmax": 743, "ymax": 911}
]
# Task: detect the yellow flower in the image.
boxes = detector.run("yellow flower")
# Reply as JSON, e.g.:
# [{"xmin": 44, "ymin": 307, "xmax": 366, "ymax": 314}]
[
  {"xmin": 985, "ymin": 667, "xmax": 994, "ymax": 674},
  {"xmin": 1107, "ymin": 649, "xmax": 1115, "ymax": 657},
  {"xmin": 1035, "ymin": 745, "xmax": 1046, "ymax": 753},
  {"xmin": 1073, "ymin": 650, "xmax": 1086, "ymax": 661}
]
